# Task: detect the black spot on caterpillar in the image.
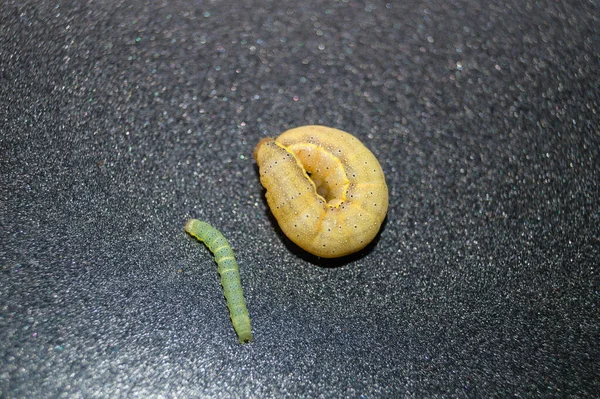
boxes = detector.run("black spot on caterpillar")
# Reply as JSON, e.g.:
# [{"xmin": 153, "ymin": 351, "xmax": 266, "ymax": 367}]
[{"xmin": 184, "ymin": 219, "xmax": 253, "ymax": 344}]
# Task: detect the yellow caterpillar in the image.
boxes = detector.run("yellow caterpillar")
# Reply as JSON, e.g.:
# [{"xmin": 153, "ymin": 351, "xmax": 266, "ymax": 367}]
[
  {"xmin": 254, "ymin": 125, "xmax": 388, "ymax": 258},
  {"xmin": 184, "ymin": 219, "xmax": 253, "ymax": 344}
]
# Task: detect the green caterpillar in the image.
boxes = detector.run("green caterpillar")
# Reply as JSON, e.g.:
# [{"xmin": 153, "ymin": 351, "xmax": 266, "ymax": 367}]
[{"xmin": 184, "ymin": 219, "xmax": 253, "ymax": 344}]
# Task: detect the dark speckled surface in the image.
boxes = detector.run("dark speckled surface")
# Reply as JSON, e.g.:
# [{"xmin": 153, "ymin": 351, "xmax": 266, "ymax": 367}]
[{"xmin": 1, "ymin": 1, "xmax": 599, "ymax": 397}]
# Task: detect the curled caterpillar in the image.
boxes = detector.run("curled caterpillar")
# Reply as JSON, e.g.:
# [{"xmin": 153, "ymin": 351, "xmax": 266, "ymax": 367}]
[
  {"xmin": 184, "ymin": 219, "xmax": 252, "ymax": 344},
  {"xmin": 254, "ymin": 125, "xmax": 388, "ymax": 258}
]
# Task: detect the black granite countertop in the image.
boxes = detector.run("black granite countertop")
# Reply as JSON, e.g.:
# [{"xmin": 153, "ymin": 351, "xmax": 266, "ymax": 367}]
[{"xmin": 1, "ymin": 1, "xmax": 599, "ymax": 397}]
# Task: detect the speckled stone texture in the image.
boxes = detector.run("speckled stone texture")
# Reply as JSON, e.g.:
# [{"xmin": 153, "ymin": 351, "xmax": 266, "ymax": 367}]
[{"xmin": 1, "ymin": 1, "xmax": 598, "ymax": 398}]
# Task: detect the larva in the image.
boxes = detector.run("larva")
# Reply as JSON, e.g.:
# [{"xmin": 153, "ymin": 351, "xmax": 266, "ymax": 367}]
[
  {"xmin": 184, "ymin": 219, "xmax": 253, "ymax": 344},
  {"xmin": 254, "ymin": 125, "xmax": 388, "ymax": 258}
]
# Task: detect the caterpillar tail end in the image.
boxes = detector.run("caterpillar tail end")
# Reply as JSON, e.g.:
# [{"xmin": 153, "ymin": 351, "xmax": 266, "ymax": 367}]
[
  {"xmin": 237, "ymin": 331, "xmax": 253, "ymax": 344},
  {"xmin": 253, "ymin": 137, "xmax": 275, "ymax": 161},
  {"xmin": 184, "ymin": 219, "xmax": 199, "ymax": 235},
  {"xmin": 233, "ymin": 315, "xmax": 253, "ymax": 344}
]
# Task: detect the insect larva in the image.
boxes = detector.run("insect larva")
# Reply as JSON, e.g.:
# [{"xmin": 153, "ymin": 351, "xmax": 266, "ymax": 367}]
[
  {"xmin": 184, "ymin": 219, "xmax": 253, "ymax": 344},
  {"xmin": 254, "ymin": 125, "xmax": 388, "ymax": 258}
]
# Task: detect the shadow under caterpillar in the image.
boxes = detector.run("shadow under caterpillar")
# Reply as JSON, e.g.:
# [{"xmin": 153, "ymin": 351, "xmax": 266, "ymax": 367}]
[
  {"xmin": 184, "ymin": 219, "xmax": 252, "ymax": 344},
  {"xmin": 254, "ymin": 125, "xmax": 388, "ymax": 258}
]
